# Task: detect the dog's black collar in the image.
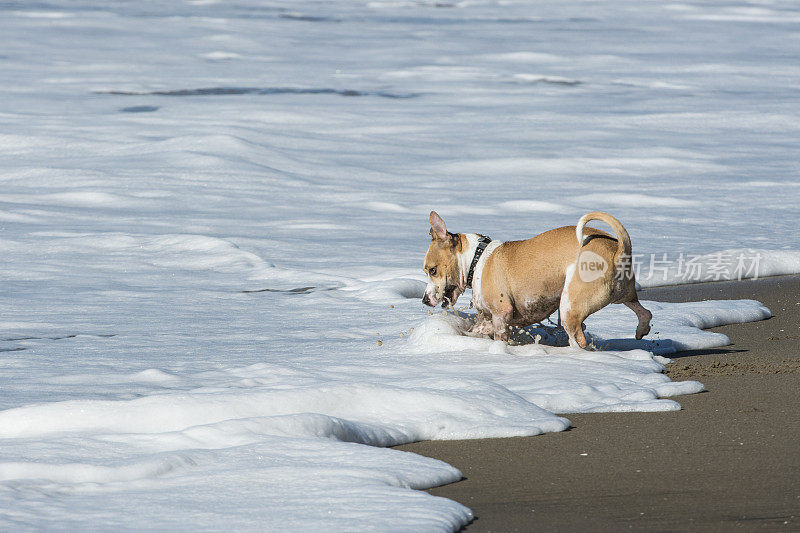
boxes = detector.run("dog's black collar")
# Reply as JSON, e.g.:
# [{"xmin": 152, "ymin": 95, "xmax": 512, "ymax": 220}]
[{"xmin": 466, "ymin": 235, "xmax": 492, "ymax": 289}]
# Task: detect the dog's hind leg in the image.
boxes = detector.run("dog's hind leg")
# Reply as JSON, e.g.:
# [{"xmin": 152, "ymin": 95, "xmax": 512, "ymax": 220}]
[
  {"xmin": 624, "ymin": 299, "xmax": 652, "ymax": 340},
  {"xmin": 561, "ymin": 312, "xmax": 587, "ymax": 348},
  {"xmin": 559, "ymin": 272, "xmax": 589, "ymax": 349}
]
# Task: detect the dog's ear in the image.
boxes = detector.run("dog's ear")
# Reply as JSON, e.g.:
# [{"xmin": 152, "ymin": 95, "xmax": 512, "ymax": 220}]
[{"xmin": 429, "ymin": 211, "xmax": 448, "ymax": 241}]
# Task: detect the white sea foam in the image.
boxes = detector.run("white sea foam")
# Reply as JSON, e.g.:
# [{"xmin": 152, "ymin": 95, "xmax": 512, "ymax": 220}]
[{"xmin": 0, "ymin": 0, "xmax": 797, "ymax": 530}]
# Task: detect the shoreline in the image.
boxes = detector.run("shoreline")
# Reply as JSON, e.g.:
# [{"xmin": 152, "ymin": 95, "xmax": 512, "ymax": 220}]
[{"xmin": 397, "ymin": 274, "xmax": 800, "ymax": 531}]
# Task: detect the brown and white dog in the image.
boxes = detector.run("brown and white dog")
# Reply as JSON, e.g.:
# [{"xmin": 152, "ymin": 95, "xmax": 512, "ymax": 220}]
[{"xmin": 422, "ymin": 211, "xmax": 652, "ymax": 348}]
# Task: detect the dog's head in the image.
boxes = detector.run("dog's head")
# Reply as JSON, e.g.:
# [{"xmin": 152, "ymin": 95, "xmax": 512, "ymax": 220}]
[{"xmin": 422, "ymin": 211, "xmax": 465, "ymax": 308}]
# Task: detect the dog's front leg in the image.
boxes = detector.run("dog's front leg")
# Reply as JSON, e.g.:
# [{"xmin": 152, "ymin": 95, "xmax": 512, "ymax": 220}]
[
  {"xmin": 470, "ymin": 312, "xmax": 495, "ymax": 337},
  {"xmin": 491, "ymin": 305, "xmax": 513, "ymax": 343}
]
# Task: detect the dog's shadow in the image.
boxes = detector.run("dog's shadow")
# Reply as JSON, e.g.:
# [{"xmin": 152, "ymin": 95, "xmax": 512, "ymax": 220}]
[{"xmin": 450, "ymin": 309, "xmax": 674, "ymax": 354}]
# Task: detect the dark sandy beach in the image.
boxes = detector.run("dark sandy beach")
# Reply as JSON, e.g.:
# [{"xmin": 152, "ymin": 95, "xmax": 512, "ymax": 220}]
[{"xmin": 397, "ymin": 275, "xmax": 800, "ymax": 531}]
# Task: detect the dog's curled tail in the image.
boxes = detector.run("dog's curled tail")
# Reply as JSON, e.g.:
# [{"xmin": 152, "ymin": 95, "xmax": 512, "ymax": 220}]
[{"xmin": 576, "ymin": 211, "xmax": 632, "ymax": 260}]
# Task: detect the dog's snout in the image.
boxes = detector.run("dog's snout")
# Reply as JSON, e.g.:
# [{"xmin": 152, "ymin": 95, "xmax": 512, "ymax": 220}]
[{"xmin": 422, "ymin": 293, "xmax": 433, "ymax": 306}]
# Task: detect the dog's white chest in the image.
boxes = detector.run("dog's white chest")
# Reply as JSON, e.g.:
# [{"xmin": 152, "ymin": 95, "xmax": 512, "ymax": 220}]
[{"xmin": 471, "ymin": 241, "xmax": 502, "ymax": 309}]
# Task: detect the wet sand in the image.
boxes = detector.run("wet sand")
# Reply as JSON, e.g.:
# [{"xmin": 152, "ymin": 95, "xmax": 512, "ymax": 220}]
[{"xmin": 397, "ymin": 275, "xmax": 800, "ymax": 531}]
